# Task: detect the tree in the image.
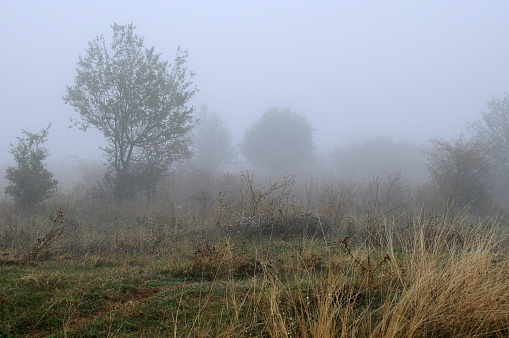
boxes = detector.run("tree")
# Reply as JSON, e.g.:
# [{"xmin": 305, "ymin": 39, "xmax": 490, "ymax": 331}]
[
  {"xmin": 425, "ymin": 135, "xmax": 492, "ymax": 214},
  {"xmin": 470, "ymin": 94, "xmax": 509, "ymax": 168},
  {"xmin": 5, "ymin": 125, "xmax": 58, "ymax": 208},
  {"xmin": 242, "ymin": 107, "xmax": 314, "ymax": 174},
  {"xmin": 470, "ymin": 94, "xmax": 509, "ymax": 201},
  {"xmin": 190, "ymin": 105, "xmax": 237, "ymax": 174},
  {"xmin": 63, "ymin": 23, "xmax": 196, "ymax": 199}
]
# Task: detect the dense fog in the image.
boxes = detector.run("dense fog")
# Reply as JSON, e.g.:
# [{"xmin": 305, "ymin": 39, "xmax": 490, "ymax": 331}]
[
  {"xmin": 2, "ymin": 1, "xmax": 509, "ymax": 194},
  {"xmin": 5, "ymin": 5, "xmax": 509, "ymax": 337}
]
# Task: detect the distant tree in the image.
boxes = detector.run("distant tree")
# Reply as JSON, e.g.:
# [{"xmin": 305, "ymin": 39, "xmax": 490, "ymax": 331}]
[
  {"xmin": 470, "ymin": 94, "xmax": 509, "ymax": 201},
  {"xmin": 5, "ymin": 125, "xmax": 58, "ymax": 208},
  {"xmin": 63, "ymin": 23, "xmax": 196, "ymax": 200},
  {"xmin": 330, "ymin": 136, "xmax": 428, "ymax": 182},
  {"xmin": 425, "ymin": 135, "xmax": 493, "ymax": 213},
  {"xmin": 191, "ymin": 105, "xmax": 237, "ymax": 174},
  {"xmin": 470, "ymin": 94, "xmax": 509, "ymax": 169},
  {"xmin": 242, "ymin": 107, "xmax": 314, "ymax": 174}
]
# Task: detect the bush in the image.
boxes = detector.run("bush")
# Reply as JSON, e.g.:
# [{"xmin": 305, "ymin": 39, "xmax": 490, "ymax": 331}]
[{"xmin": 4, "ymin": 125, "xmax": 58, "ymax": 208}]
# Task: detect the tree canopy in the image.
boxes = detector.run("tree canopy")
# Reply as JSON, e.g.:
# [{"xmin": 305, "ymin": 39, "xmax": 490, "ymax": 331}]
[
  {"xmin": 63, "ymin": 23, "xmax": 196, "ymax": 199},
  {"xmin": 242, "ymin": 107, "xmax": 314, "ymax": 174}
]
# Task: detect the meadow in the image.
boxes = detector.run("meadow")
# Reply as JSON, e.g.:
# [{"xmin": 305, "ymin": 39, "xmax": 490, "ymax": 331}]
[{"xmin": 1, "ymin": 171, "xmax": 508, "ymax": 337}]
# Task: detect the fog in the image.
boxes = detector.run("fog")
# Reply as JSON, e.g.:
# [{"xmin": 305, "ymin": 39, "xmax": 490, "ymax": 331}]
[{"xmin": 2, "ymin": 1, "xmax": 509, "ymax": 188}]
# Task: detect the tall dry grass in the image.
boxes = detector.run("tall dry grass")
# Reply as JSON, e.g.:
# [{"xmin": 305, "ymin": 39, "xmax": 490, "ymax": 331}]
[
  {"xmin": 255, "ymin": 212, "xmax": 509, "ymax": 337},
  {"xmin": 373, "ymin": 214, "xmax": 509, "ymax": 337}
]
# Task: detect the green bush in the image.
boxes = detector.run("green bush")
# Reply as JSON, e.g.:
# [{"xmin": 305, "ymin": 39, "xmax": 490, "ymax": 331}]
[{"xmin": 4, "ymin": 124, "xmax": 58, "ymax": 208}]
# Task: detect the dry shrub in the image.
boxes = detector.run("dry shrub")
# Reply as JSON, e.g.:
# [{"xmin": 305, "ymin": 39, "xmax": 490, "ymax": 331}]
[
  {"xmin": 0, "ymin": 207, "xmax": 72, "ymax": 264},
  {"xmin": 217, "ymin": 172, "xmax": 332, "ymax": 239},
  {"xmin": 317, "ymin": 179, "xmax": 356, "ymax": 233},
  {"xmin": 229, "ymin": 212, "xmax": 330, "ymax": 240}
]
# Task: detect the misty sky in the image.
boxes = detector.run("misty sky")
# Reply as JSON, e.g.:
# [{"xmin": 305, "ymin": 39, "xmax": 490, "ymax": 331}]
[{"xmin": 2, "ymin": 1, "xmax": 509, "ymax": 166}]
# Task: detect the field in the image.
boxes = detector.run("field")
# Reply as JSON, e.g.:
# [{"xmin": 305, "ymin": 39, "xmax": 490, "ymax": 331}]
[{"xmin": 1, "ymin": 172, "xmax": 509, "ymax": 337}]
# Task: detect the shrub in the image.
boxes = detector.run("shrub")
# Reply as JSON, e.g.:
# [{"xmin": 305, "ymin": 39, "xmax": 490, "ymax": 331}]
[{"xmin": 4, "ymin": 125, "xmax": 58, "ymax": 208}]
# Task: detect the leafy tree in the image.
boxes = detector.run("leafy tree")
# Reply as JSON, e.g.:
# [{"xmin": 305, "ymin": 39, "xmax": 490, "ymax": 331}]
[
  {"xmin": 191, "ymin": 105, "xmax": 237, "ymax": 174},
  {"xmin": 242, "ymin": 107, "xmax": 314, "ymax": 174},
  {"xmin": 5, "ymin": 125, "xmax": 58, "ymax": 208},
  {"xmin": 425, "ymin": 135, "xmax": 493, "ymax": 214},
  {"xmin": 63, "ymin": 23, "xmax": 196, "ymax": 199}
]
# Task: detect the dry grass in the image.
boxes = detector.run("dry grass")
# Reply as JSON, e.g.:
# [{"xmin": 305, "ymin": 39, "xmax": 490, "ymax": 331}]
[
  {"xmin": 1, "ymin": 172, "xmax": 508, "ymax": 336},
  {"xmin": 374, "ymin": 218, "xmax": 509, "ymax": 337}
]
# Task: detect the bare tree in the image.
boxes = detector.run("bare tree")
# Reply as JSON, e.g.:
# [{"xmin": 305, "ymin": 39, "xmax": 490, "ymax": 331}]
[
  {"xmin": 470, "ymin": 94, "xmax": 509, "ymax": 202},
  {"xmin": 470, "ymin": 94, "xmax": 509, "ymax": 168},
  {"xmin": 425, "ymin": 135, "xmax": 493, "ymax": 214}
]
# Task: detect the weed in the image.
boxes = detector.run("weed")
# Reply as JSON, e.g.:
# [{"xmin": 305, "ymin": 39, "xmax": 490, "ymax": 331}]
[
  {"xmin": 338, "ymin": 236, "xmax": 391, "ymax": 284},
  {"xmin": 23, "ymin": 207, "xmax": 72, "ymax": 262},
  {"xmin": 0, "ymin": 207, "xmax": 73, "ymax": 265}
]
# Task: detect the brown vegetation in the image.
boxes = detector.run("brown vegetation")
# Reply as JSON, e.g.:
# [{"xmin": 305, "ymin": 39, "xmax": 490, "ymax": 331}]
[{"xmin": 1, "ymin": 171, "xmax": 508, "ymax": 336}]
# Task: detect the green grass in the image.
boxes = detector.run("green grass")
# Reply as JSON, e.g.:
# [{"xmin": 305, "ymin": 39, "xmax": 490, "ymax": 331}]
[
  {"xmin": 2, "ymin": 225, "xmax": 508, "ymax": 337},
  {"xmin": 0, "ymin": 259, "xmax": 270, "ymax": 336}
]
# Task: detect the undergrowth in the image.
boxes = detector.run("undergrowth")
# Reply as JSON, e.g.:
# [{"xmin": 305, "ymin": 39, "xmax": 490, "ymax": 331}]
[{"xmin": 0, "ymin": 172, "xmax": 508, "ymax": 336}]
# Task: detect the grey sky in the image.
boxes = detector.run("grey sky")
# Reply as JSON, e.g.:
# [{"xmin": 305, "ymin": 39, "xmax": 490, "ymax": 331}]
[{"xmin": 1, "ymin": 1, "xmax": 509, "ymax": 164}]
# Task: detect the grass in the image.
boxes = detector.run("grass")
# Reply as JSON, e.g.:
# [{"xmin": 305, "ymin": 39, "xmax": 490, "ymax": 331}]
[{"xmin": 1, "ymin": 173, "xmax": 509, "ymax": 337}]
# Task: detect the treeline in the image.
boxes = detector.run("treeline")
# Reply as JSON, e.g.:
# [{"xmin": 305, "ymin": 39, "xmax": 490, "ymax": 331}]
[{"xmin": 3, "ymin": 23, "xmax": 509, "ymax": 217}]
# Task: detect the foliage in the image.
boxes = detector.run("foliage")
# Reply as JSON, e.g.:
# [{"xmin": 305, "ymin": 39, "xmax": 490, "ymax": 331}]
[
  {"xmin": 63, "ymin": 23, "xmax": 196, "ymax": 200},
  {"xmin": 4, "ymin": 125, "xmax": 58, "ymax": 208},
  {"xmin": 242, "ymin": 107, "xmax": 315, "ymax": 174},
  {"xmin": 190, "ymin": 105, "xmax": 237, "ymax": 174},
  {"xmin": 425, "ymin": 135, "xmax": 493, "ymax": 213}
]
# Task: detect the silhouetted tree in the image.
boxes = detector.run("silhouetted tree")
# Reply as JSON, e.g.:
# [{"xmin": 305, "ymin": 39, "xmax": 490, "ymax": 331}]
[
  {"xmin": 470, "ymin": 94, "xmax": 509, "ymax": 201},
  {"xmin": 425, "ymin": 135, "xmax": 492, "ymax": 214},
  {"xmin": 191, "ymin": 105, "xmax": 237, "ymax": 174},
  {"xmin": 242, "ymin": 107, "xmax": 314, "ymax": 174},
  {"xmin": 5, "ymin": 125, "xmax": 58, "ymax": 208},
  {"xmin": 471, "ymin": 94, "xmax": 509, "ymax": 169},
  {"xmin": 63, "ymin": 23, "xmax": 196, "ymax": 200}
]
